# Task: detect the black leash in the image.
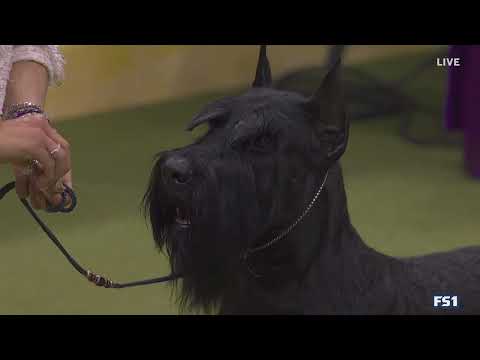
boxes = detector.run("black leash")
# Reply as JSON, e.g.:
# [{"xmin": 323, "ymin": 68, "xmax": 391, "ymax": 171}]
[{"xmin": 0, "ymin": 181, "xmax": 181, "ymax": 288}]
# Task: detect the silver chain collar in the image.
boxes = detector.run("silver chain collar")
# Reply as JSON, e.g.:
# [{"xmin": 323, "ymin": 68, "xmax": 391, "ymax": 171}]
[{"xmin": 244, "ymin": 170, "xmax": 329, "ymax": 261}]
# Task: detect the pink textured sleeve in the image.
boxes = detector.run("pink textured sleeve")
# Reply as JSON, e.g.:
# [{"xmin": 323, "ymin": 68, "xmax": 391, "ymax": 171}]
[{"xmin": 12, "ymin": 45, "xmax": 65, "ymax": 85}]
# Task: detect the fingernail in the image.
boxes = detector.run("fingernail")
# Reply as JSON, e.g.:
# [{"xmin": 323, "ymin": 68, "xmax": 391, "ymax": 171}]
[{"xmin": 55, "ymin": 182, "xmax": 64, "ymax": 192}]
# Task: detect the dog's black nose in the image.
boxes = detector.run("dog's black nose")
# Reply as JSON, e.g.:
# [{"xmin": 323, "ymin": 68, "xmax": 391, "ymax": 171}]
[{"xmin": 162, "ymin": 156, "xmax": 193, "ymax": 186}]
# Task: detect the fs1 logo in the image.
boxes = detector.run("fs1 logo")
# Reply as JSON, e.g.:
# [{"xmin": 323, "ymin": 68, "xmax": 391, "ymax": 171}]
[{"xmin": 433, "ymin": 295, "xmax": 459, "ymax": 308}]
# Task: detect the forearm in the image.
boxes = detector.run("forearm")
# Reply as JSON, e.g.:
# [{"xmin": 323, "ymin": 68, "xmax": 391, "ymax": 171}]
[{"xmin": 3, "ymin": 60, "xmax": 49, "ymax": 113}]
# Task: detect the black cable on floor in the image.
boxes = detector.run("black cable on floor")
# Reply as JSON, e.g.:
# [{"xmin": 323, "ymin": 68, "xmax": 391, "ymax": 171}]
[{"xmin": 274, "ymin": 47, "xmax": 460, "ymax": 147}]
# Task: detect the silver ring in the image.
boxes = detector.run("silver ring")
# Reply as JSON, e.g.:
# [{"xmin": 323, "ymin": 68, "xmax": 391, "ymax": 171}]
[
  {"xmin": 22, "ymin": 159, "xmax": 40, "ymax": 176},
  {"xmin": 50, "ymin": 144, "xmax": 61, "ymax": 158}
]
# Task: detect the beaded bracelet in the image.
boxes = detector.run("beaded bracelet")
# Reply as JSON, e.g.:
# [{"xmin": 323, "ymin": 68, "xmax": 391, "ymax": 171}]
[{"xmin": 2, "ymin": 102, "xmax": 44, "ymax": 121}]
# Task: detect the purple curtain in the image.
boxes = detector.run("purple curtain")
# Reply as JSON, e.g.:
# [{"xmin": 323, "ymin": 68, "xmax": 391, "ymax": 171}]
[{"xmin": 445, "ymin": 45, "xmax": 480, "ymax": 179}]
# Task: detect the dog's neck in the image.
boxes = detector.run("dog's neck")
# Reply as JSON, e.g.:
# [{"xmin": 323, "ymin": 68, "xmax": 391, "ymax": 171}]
[
  {"xmin": 223, "ymin": 163, "xmax": 398, "ymax": 314},
  {"xmin": 250, "ymin": 164, "xmax": 368, "ymax": 275}
]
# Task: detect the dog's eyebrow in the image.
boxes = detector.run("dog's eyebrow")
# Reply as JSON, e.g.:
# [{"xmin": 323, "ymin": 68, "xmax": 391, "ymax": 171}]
[{"xmin": 229, "ymin": 109, "xmax": 274, "ymax": 144}]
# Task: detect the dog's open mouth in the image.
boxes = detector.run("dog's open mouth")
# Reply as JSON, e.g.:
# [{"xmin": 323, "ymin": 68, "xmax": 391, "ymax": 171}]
[{"xmin": 175, "ymin": 207, "xmax": 191, "ymax": 226}]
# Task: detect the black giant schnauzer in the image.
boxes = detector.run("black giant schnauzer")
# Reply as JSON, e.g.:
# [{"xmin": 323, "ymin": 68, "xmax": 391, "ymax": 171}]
[{"xmin": 144, "ymin": 46, "xmax": 480, "ymax": 314}]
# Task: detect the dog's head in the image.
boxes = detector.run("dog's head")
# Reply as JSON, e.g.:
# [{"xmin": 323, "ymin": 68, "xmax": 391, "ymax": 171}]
[{"xmin": 144, "ymin": 46, "xmax": 349, "ymax": 312}]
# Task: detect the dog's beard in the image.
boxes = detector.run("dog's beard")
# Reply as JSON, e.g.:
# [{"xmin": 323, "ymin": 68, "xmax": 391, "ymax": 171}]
[{"xmin": 144, "ymin": 154, "xmax": 261, "ymax": 313}]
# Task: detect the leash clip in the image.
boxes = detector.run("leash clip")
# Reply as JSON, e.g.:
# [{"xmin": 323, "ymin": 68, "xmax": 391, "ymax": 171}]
[{"xmin": 46, "ymin": 185, "xmax": 77, "ymax": 213}]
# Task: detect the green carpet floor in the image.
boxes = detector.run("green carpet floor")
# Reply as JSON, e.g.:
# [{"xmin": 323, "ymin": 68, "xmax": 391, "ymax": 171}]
[{"xmin": 1, "ymin": 50, "xmax": 479, "ymax": 314}]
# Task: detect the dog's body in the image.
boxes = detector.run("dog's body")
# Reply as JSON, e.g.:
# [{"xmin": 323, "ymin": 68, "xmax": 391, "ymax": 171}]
[{"xmin": 144, "ymin": 46, "xmax": 480, "ymax": 314}]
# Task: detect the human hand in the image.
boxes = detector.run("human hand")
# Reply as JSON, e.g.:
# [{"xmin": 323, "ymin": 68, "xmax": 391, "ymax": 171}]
[{"xmin": 0, "ymin": 114, "xmax": 72, "ymax": 209}]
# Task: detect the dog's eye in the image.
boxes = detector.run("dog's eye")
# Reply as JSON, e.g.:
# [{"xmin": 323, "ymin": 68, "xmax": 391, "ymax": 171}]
[
  {"xmin": 230, "ymin": 133, "xmax": 275, "ymax": 153},
  {"xmin": 252, "ymin": 134, "xmax": 274, "ymax": 151}
]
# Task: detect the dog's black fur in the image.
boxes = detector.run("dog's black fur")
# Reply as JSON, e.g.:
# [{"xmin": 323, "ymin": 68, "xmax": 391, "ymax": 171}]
[{"xmin": 144, "ymin": 46, "xmax": 480, "ymax": 314}]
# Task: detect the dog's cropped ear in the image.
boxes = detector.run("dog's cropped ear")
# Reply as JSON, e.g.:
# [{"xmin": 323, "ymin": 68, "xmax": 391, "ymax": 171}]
[
  {"xmin": 306, "ymin": 58, "xmax": 349, "ymax": 163},
  {"xmin": 252, "ymin": 45, "xmax": 272, "ymax": 88},
  {"xmin": 186, "ymin": 98, "xmax": 234, "ymax": 131},
  {"xmin": 186, "ymin": 108, "xmax": 228, "ymax": 131}
]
